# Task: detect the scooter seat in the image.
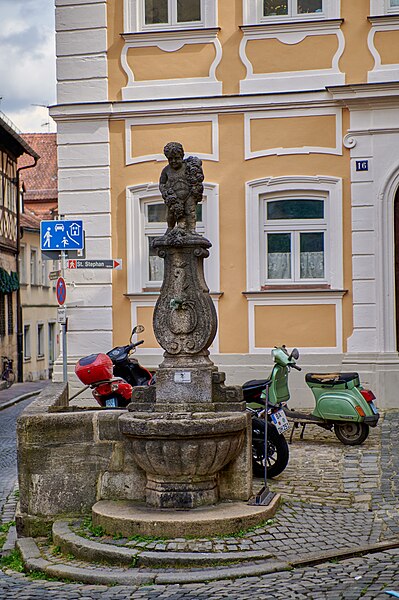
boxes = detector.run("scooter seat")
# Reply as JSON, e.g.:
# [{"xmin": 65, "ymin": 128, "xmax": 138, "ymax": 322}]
[
  {"xmin": 242, "ymin": 379, "xmax": 271, "ymax": 400},
  {"xmin": 305, "ymin": 372, "xmax": 359, "ymax": 385}
]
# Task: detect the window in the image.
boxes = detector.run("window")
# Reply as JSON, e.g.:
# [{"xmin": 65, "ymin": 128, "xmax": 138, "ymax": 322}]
[
  {"xmin": 263, "ymin": 198, "xmax": 326, "ymax": 283},
  {"xmin": 0, "ymin": 295, "xmax": 5, "ymax": 337},
  {"xmin": 144, "ymin": 0, "xmax": 201, "ymax": 26},
  {"xmin": 127, "ymin": 182, "xmax": 220, "ymax": 295},
  {"xmin": 30, "ymin": 249, "xmax": 38, "ymax": 285},
  {"xmin": 24, "ymin": 325, "xmax": 31, "ymax": 360},
  {"xmin": 19, "ymin": 245, "xmax": 27, "ymax": 284},
  {"xmin": 48, "ymin": 322, "xmax": 56, "ymax": 364},
  {"xmin": 37, "ymin": 323, "xmax": 44, "ymax": 357},
  {"xmin": 370, "ymin": 0, "xmax": 399, "ymax": 14},
  {"xmin": 7, "ymin": 294, "xmax": 13, "ymax": 335},
  {"xmin": 245, "ymin": 176, "xmax": 343, "ymax": 292},
  {"xmin": 244, "ymin": 0, "xmax": 339, "ymax": 23},
  {"xmin": 263, "ymin": 0, "xmax": 322, "ymax": 17},
  {"xmin": 144, "ymin": 200, "xmax": 205, "ymax": 287},
  {"xmin": 41, "ymin": 260, "xmax": 49, "ymax": 287},
  {"xmin": 125, "ymin": 0, "xmax": 217, "ymax": 31}
]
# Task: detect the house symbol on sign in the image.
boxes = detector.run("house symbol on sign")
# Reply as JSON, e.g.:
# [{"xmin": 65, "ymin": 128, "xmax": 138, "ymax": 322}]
[{"xmin": 70, "ymin": 223, "xmax": 81, "ymax": 236}]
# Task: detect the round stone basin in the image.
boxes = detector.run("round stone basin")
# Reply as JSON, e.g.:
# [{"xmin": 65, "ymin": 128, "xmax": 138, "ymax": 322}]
[
  {"xmin": 118, "ymin": 412, "xmax": 247, "ymax": 479},
  {"xmin": 119, "ymin": 411, "xmax": 248, "ymax": 508}
]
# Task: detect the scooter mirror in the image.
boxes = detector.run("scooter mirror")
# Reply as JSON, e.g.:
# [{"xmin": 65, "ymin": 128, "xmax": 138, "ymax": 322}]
[
  {"xmin": 130, "ymin": 324, "xmax": 145, "ymax": 342},
  {"xmin": 290, "ymin": 348, "xmax": 299, "ymax": 360}
]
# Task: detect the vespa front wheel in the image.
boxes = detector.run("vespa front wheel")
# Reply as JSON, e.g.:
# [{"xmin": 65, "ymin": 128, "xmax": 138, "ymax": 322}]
[
  {"xmin": 252, "ymin": 420, "xmax": 289, "ymax": 478},
  {"xmin": 334, "ymin": 422, "xmax": 369, "ymax": 445}
]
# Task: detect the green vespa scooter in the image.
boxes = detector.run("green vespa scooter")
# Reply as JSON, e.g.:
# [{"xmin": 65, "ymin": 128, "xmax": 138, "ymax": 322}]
[{"xmin": 280, "ymin": 347, "xmax": 380, "ymax": 445}]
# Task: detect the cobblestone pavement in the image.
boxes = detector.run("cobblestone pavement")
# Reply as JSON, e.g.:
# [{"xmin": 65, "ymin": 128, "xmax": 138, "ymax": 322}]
[{"xmin": 1, "ymin": 402, "xmax": 399, "ymax": 598}]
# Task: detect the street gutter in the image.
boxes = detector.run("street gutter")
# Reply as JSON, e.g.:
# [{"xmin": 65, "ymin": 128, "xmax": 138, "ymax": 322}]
[{"xmin": 0, "ymin": 390, "xmax": 42, "ymax": 412}]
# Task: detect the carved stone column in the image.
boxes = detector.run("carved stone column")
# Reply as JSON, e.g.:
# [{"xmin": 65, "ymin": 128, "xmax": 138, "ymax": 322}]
[{"xmin": 119, "ymin": 145, "xmax": 251, "ymax": 510}]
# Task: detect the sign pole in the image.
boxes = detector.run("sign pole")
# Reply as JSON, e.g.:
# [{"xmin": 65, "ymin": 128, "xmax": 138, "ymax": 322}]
[{"xmin": 61, "ymin": 250, "xmax": 68, "ymax": 383}]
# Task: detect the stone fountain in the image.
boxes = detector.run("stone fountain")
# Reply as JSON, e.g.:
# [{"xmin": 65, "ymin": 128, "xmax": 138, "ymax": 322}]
[{"xmin": 92, "ymin": 142, "xmax": 279, "ymax": 536}]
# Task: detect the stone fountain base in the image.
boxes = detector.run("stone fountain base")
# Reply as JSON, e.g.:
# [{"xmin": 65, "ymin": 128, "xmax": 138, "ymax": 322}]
[
  {"xmin": 119, "ymin": 411, "xmax": 250, "ymax": 509},
  {"xmin": 92, "ymin": 496, "xmax": 281, "ymax": 538}
]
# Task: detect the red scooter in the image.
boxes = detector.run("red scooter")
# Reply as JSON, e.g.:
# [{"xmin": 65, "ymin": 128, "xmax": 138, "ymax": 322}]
[{"xmin": 74, "ymin": 326, "xmax": 154, "ymax": 408}]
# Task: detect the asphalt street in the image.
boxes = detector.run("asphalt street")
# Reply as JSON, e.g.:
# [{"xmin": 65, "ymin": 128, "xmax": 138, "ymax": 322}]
[{"xmin": 0, "ymin": 388, "xmax": 399, "ymax": 599}]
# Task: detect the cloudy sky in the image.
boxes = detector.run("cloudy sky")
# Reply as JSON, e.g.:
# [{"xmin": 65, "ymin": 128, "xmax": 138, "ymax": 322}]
[{"xmin": 0, "ymin": 0, "xmax": 56, "ymax": 133}]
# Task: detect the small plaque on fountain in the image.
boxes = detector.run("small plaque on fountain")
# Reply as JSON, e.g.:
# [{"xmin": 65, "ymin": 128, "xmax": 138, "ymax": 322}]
[{"xmin": 174, "ymin": 371, "xmax": 192, "ymax": 383}]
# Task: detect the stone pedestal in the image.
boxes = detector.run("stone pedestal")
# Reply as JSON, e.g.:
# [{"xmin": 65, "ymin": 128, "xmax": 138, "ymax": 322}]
[{"xmin": 119, "ymin": 231, "xmax": 251, "ymax": 510}]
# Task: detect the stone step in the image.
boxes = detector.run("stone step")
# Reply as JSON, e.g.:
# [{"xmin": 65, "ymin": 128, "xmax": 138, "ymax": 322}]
[
  {"xmin": 52, "ymin": 519, "xmax": 276, "ymax": 568},
  {"xmin": 91, "ymin": 496, "xmax": 281, "ymax": 539},
  {"xmin": 16, "ymin": 536, "xmax": 289, "ymax": 586}
]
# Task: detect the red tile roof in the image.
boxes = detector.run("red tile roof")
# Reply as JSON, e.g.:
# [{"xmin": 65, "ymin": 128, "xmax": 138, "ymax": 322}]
[{"xmin": 18, "ymin": 133, "xmax": 58, "ymax": 206}]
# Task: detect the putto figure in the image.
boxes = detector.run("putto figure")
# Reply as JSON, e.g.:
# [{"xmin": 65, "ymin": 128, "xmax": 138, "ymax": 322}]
[{"xmin": 159, "ymin": 142, "xmax": 204, "ymax": 234}]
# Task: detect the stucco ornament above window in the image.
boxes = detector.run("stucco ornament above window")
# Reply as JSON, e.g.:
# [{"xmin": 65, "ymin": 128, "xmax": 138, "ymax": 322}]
[
  {"xmin": 243, "ymin": 0, "xmax": 340, "ymax": 24},
  {"xmin": 121, "ymin": 0, "xmax": 221, "ymax": 99}
]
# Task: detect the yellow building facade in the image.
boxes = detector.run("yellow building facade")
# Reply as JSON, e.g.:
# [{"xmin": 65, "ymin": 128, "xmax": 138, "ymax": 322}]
[{"xmin": 51, "ymin": 0, "xmax": 399, "ymax": 406}]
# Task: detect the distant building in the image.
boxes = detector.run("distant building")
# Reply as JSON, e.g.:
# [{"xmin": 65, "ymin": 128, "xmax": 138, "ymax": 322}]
[
  {"xmin": 19, "ymin": 133, "xmax": 58, "ymax": 218},
  {"xmin": 18, "ymin": 133, "xmax": 59, "ymax": 381},
  {"xmin": 0, "ymin": 112, "xmax": 38, "ymax": 381},
  {"xmin": 51, "ymin": 1, "xmax": 399, "ymax": 406}
]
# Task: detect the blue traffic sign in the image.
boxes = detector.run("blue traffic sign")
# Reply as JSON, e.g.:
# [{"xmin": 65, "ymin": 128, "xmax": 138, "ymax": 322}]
[{"xmin": 40, "ymin": 220, "xmax": 84, "ymax": 251}]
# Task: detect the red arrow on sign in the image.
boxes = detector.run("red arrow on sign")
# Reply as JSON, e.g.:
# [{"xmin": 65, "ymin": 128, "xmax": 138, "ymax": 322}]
[{"xmin": 113, "ymin": 259, "xmax": 122, "ymax": 270}]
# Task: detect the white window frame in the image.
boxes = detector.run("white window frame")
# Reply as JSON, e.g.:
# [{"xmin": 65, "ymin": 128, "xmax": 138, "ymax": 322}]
[
  {"xmin": 126, "ymin": 182, "xmax": 220, "ymax": 294},
  {"xmin": 261, "ymin": 195, "xmax": 328, "ymax": 285},
  {"xmin": 37, "ymin": 323, "xmax": 45, "ymax": 358},
  {"xmin": 244, "ymin": 0, "xmax": 340, "ymax": 24},
  {"xmin": 125, "ymin": 0, "xmax": 217, "ymax": 32},
  {"xmin": 142, "ymin": 200, "xmax": 206, "ymax": 289},
  {"xmin": 19, "ymin": 244, "xmax": 27, "ymax": 285},
  {"xmin": 246, "ymin": 176, "xmax": 343, "ymax": 291},
  {"xmin": 24, "ymin": 324, "xmax": 31, "ymax": 360},
  {"xmin": 41, "ymin": 260, "xmax": 50, "ymax": 288},
  {"xmin": 370, "ymin": 0, "xmax": 399, "ymax": 15},
  {"xmin": 30, "ymin": 248, "xmax": 38, "ymax": 286}
]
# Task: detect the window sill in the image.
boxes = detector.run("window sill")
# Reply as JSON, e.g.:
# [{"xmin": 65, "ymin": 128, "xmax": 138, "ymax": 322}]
[
  {"xmin": 23, "ymin": 357, "xmax": 31, "ymax": 363},
  {"xmin": 37, "ymin": 355, "xmax": 45, "ymax": 361},
  {"xmin": 125, "ymin": 291, "xmax": 224, "ymax": 300},
  {"xmin": 368, "ymin": 14, "xmax": 399, "ymax": 25},
  {"xmin": 122, "ymin": 27, "xmax": 220, "ymax": 45},
  {"xmin": 261, "ymin": 284, "xmax": 331, "ymax": 291},
  {"xmin": 240, "ymin": 18, "xmax": 343, "ymax": 34},
  {"xmin": 243, "ymin": 288, "xmax": 347, "ymax": 296}
]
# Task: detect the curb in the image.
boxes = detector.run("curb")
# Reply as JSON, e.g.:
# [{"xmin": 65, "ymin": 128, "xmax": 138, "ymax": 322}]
[
  {"xmin": 15, "ymin": 533, "xmax": 399, "ymax": 586},
  {"xmin": 16, "ymin": 536, "xmax": 289, "ymax": 585},
  {"xmin": 0, "ymin": 390, "xmax": 41, "ymax": 412}
]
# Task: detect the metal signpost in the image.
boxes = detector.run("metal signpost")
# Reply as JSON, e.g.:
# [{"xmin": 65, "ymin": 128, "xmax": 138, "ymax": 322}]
[
  {"xmin": 39, "ymin": 219, "xmax": 85, "ymax": 385},
  {"xmin": 40, "ymin": 219, "xmax": 123, "ymax": 385},
  {"xmin": 56, "ymin": 276, "xmax": 68, "ymax": 382}
]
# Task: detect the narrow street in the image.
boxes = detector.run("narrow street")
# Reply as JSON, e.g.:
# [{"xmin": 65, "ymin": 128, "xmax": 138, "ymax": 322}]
[{"xmin": 1, "ymin": 396, "xmax": 399, "ymax": 599}]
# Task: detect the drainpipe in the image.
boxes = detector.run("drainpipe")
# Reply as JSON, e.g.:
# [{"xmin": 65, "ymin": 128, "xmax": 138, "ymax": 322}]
[{"xmin": 16, "ymin": 157, "xmax": 39, "ymax": 382}]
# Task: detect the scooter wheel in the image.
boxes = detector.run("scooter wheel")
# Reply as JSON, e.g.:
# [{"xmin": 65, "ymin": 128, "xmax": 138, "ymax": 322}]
[
  {"xmin": 334, "ymin": 422, "xmax": 369, "ymax": 445},
  {"xmin": 252, "ymin": 420, "xmax": 289, "ymax": 478}
]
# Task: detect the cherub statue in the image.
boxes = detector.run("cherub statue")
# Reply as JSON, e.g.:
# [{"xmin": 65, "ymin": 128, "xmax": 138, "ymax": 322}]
[{"xmin": 159, "ymin": 142, "xmax": 204, "ymax": 234}]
